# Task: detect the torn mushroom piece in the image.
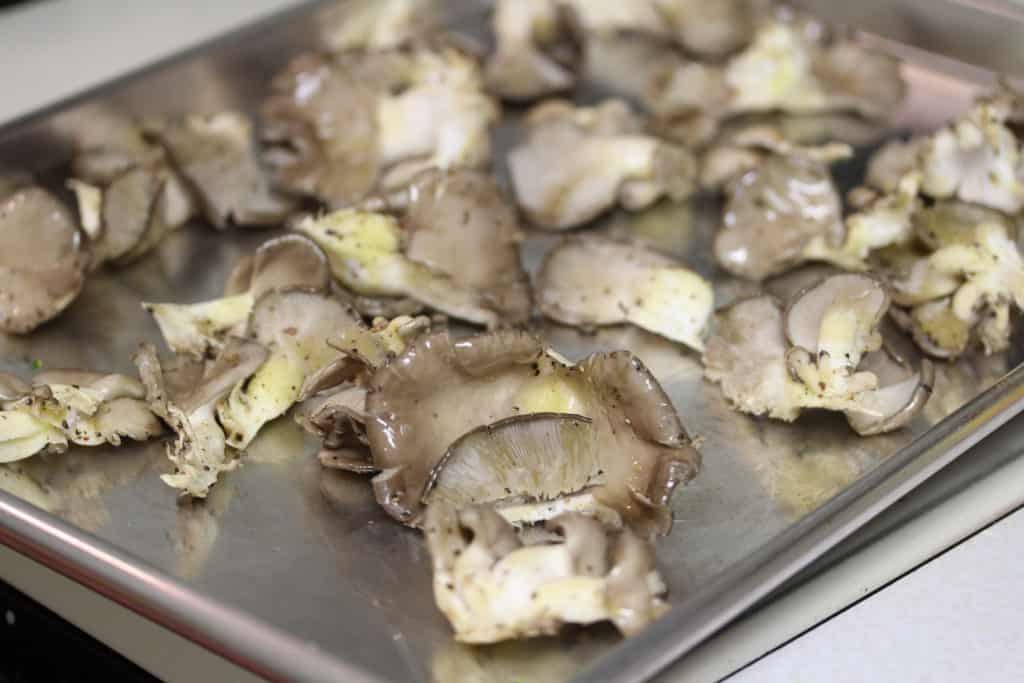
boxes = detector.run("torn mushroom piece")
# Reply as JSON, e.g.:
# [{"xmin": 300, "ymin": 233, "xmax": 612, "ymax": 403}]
[
  {"xmin": 215, "ymin": 290, "xmax": 376, "ymax": 450},
  {"xmin": 647, "ymin": 16, "xmax": 905, "ymax": 131},
  {"xmin": 295, "ymin": 201, "xmax": 526, "ymax": 328},
  {"xmin": 145, "ymin": 112, "xmax": 296, "ymax": 228},
  {"xmin": 0, "ymin": 187, "xmax": 88, "ymax": 334},
  {"xmin": 919, "ymin": 92, "xmax": 1024, "ymax": 214},
  {"xmin": 295, "ymin": 313, "xmax": 429, "ymax": 472},
  {"xmin": 892, "ymin": 221, "xmax": 1024, "ymax": 356},
  {"xmin": 366, "ymin": 329, "xmax": 701, "ymax": 535},
  {"xmin": 135, "ymin": 339, "xmax": 268, "ymax": 497},
  {"xmin": 262, "ymin": 42, "xmax": 498, "ymax": 207},
  {"xmin": 68, "ymin": 127, "xmax": 196, "ymax": 269},
  {"xmin": 320, "ymin": 0, "xmax": 441, "ymax": 52},
  {"xmin": 425, "ymin": 502, "xmax": 668, "ymax": 643},
  {"xmin": 508, "ymin": 99, "xmax": 697, "ymax": 230},
  {"xmin": 0, "ymin": 370, "xmax": 162, "ymax": 464},
  {"xmin": 484, "ymin": 0, "xmax": 582, "ymax": 101},
  {"xmin": 703, "ymin": 274, "xmax": 933, "ymax": 435},
  {"xmin": 143, "ymin": 234, "xmax": 331, "ymax": 358},
  {"xmin": 537, "ymin": 237, "xmax": 713, "ymax": 352},
  {"xmin": 714, "ymin": 137, "xmax": 850, "ymax": 280}
]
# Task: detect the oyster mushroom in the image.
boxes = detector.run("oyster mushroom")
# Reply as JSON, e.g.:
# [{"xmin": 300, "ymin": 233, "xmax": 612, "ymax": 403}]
[
  {"xmin": 143, "ymin": 234, "xmax": 331, "ymax": 358},
  {"xmin": 561, "ymin": 0, "xmax": 669, "ymax": 38},
  {"xmin": 714, "ymin": 138, "xmax": 850, "ymax": 280},
  {"xmin": 865, "ymin": 138, "xmax": 923, "ymax": 193},
  {"xmin": 654, "ymin": 0, "xmax": 763, "ymax": 58},
  {"xmin": 537, "ymin": 236, "xmax": 713, "ymax": 352},
  {"xmin": 68, "ymin": 126, "xmax": 197, "ymax": 269},
  {"xmin": 484, "ymin": 0, "xmax": 582, "ymax": 100},
  {"xmin": 892, "ymin": 221, "xmax": 1024, "ymax": 356},
  {"xmin": 425, "ymin": 502, "xmax": 668, "ymax": 643},
  {"xmin": 919, "ymin": 92, "xmax": 1024, "ymax": 213},
  {"xmin": 508, "ymin": 99, "xmax": 697, "ymax": 230},
  {"xmin": 295, "ymin": 203, "xmax": 525, "ymax": 328},
  {"xmin": 0, "ymin": 370, "xmax": 162, "ymax": 464},
  {"xmin": 262, "ymin": 42, "xmax": 499, "ymax": 206},
  {"xmin": 802, "ymin": 171, "xmax": 923, "ymax": 270},
  {"xmin": 703, "ymin": 274, "xmax": 933, "ymax": 434},
  {"xmin": 216, "ymin": 290, "xmax": 392, "ymax": 450},
  {"xmin": 320, "ymin": 0, "xmax": 440, "ymax": 52},
  {"xmin": 365, "ymin": 329, "xmax": 700, "ymax": 535},
  {"xmin": 145, "ymin": 112, "xmax": 296, "ymax": 228},
  {"xmin": 0, "ymin": 187, "xmax": 88, "ymax": 334},
  {"xmin": 135, "ymin": 339, "xmax": 268, "ymax": 497},
  {"xmin": 648, "ymin": 17, "xmax": 905, "ymax": 133}
]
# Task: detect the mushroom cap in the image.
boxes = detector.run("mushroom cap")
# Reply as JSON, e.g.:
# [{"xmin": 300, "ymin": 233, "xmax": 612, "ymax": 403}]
[
  {"xmin": 147, "ymin": 112, "xmax": 296, "ymax": 228},
  {"xmin": 0, "ymin": 188, "xmax": 87, "ymax": 333},
  {"xmin": 366, "ymin": 329, "xmax": 699, "ymax": 534},
  {"xmin": 715, "ymin": 154, "xmax": 844, "ymax": 280},
  {"xmin": 536, "ymin": 236, "xmax": 713, "ymax": 352},
  {"xmin": 400, "ymin": 168, "xmax": 532, "ymax": 325},
  {"xmin": 247, "ymin": 234, "xmax": 331, "ymax": 300},
  {"xmin": 262, "ymin": 52, "xmax": 380, "ymax": 206},
  {"xmin": 508, "ymin": 99, "xmax": 696, "ymax": 230}
]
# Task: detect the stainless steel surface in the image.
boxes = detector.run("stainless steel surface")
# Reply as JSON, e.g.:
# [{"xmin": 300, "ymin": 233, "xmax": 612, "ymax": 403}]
[{"xmin": 0, "ymin": 3, "xmax": 1023, "ymax": 683}]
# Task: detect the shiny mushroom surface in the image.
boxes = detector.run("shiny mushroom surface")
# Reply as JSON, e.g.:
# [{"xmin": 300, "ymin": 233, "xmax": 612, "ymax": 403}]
[
  {"xmin": 0, "ymin": 187, "xmax": 88, "ymax": 334},
  {"xmin": 714, "ymin": 139, "xmax": 849, "ymax": 280},
  {"xmin": 262, "ymin": 42, "xmax": 499, "ymax": 207},
  {"xmin": 508, "ymin": 99, "xmax": 697, "ymax": 230},
  {"xmin": 365, "ymin": 329, "xmax": 700, "ymax": 535},
  {"xmin": 537, "ymin": 236, "xmax": 713, "ymax": 352}
]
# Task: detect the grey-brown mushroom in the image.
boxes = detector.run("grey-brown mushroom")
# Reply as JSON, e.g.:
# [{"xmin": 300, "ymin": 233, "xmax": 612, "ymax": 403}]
[
  {"xmin": 537, "ymin": 236, "xmax": 713, "ymax": 351},
  {"xmin": 484, "ymin": 0, "xmax": 582, "ymax": 101},
  {"xmin": 145, "ymin": 111, "xmax": 296, "ymax": 228},
  {"xmin": 715, "ymin": 140, "xmax": 848, "ymax": 280},
  {"xmin": 508, "ymin": 99, "xmax": 697, "ymax": 230},
  {"xmin": 366, "ymin": 329, "xmax": 701, "ymax": 535},
  {"xmin": 0, "ymin": 187, "xmax": 88, "ymax": 334},
  {"xmin": 703, "ymin": 274, "xmax": 934, "ymax": 434},
  {"xmin": 262, "ymin": 42, "xmax": 499, "ymax": 206},
  {"xmin": 425, "ymin": 502, "xmax": 668, "ymax": 643},
  {"xmin": 647, "ymin": 16, "xmax": 905, "ymax": 134},
  {"xmin": 143, "ymin": 233, "xmax": 332, "ymax": 358},
  {"xmin": 295, "ymin": 178, "xmax": 531, "ymax": 327}
]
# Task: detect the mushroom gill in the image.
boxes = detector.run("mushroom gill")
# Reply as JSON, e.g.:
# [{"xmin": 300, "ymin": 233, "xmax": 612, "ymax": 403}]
[{"xmin": 365, "ymin": 329, "xmax": 700, "ymax": 535}]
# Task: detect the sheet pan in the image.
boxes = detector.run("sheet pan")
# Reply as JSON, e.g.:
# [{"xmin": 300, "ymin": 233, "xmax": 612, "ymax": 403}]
[{"xmin": 0, "ymin": 2, "xmax": 1022, "ymax": 681}]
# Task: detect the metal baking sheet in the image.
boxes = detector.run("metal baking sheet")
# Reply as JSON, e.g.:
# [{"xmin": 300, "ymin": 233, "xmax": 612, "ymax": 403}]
[{"xmin": 1, "ymin": 3, "xmax": 1023, "ymax": 682}]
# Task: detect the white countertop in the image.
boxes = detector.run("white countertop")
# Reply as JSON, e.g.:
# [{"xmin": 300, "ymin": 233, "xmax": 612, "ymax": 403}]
[
  {"xmin": 2, "ymin": 2, "xmax": 1023, "ymax": 682},
  {"xmin": 733, "ymin": 506, "xmax": 1024, "ymax": 682}
]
